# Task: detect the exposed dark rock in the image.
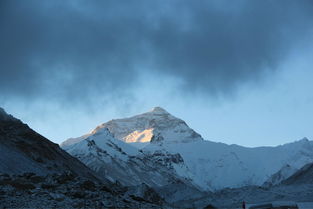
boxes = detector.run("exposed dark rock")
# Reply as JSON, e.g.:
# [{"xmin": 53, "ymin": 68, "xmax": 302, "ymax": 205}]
[
  {"xmin": 41, "ymin": 183, "xmax": 57, "ymax": 190},
  {"xmin": 130, "ymin": 195, "xmax": 146, "ymax": 202},
  {"xmin": 0, "ymin": 173, "xmax": 163, "ymax": 208},
  {"xmin": 0, "ymin": 108, "xmax": 99, "ymax": 182},
  {"xmin": 56, "ymin": 172, "xmax": 76, "ymax": 184},
  {"xmin": 203, "ymin": 204, "xmax": 217, "ymax": 209},
  {"xmin": 143, "ymin": 186, "xmax": 163, "ymax": 205},
  {"xmin": 70, "ymin": 191, "xmax": 86, "ymax": 199},
  {"xmin": 79, "ymin": 180, "xmax": 96, "ymax": 191},
  {"xmin": 29, "ymin": 175, "xmax": 45, "ymax": 184},
  {"xmin": 9, "ymin": 180, "xmax": 35, "ymax": 190}
]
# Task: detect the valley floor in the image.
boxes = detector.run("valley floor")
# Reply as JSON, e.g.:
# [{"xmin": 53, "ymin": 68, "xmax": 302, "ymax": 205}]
[
  {"xmin": 0, "ymin": 172, "xmax": 164, "ymax": 209},
  {"xmin": 178, "ymin": 184, "xmax": 313, "ymax": 209},
  {"xmin": 1, "ymin": 172, "xmax": 313, "ymax": 209}
]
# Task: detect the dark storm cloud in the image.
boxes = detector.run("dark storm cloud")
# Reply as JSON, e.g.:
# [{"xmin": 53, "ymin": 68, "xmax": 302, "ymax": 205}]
[{"xmin": 0, "ymin": 0, "xmax": 312, "ymax": 104}]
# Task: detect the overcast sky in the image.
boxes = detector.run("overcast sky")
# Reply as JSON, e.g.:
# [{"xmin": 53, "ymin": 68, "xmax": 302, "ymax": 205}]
[{"xmin": 1, "ymin": 0, "xmax": 313, "ymax": 147}]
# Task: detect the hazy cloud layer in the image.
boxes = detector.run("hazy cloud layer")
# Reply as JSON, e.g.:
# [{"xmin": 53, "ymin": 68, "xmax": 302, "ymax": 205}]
[{"xmin": 1, "ymin": 0, "xmax": 312, "ymax": 105}]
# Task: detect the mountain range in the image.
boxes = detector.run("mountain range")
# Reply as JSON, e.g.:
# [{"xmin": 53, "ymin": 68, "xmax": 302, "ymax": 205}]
[
  {"xmin": 1, "ymin": 106, "xmax": 313, "ymax": 208},
  {"xmin": 62, "ymin": 107, "xmax": 313, "ymax": 192}
]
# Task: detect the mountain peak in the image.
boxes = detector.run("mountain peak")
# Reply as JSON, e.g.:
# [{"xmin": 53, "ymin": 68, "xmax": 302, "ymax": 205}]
[
  {"xmin": 100, "ymin": 107, "xmax": 202, "ymax": 144},
  {"xmin": 149, "ymin": 107, "xmax": 168, "ymax": 114},
  {"xmin": 62, "ymin": 106, "xmax": 203, "ymax": 146}
]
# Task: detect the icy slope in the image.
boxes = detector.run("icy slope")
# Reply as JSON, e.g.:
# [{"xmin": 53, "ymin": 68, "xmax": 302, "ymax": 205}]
[{"xmin": 63, "ymin": 126, "xmax": 197, "ymax": 189}]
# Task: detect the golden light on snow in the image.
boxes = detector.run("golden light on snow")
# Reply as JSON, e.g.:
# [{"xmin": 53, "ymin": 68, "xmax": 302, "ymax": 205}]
[{"xmin": 123, "ymin": 128, "xmax": 154, "ymax": 143}]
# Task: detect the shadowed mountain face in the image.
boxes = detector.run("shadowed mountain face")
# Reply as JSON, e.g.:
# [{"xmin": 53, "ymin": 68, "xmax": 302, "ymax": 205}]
[
  {"xmin": 0, "ymin": 107, "xmax": 167, "ymax": 208},
  {"xmin": 0, "ymin": 107, "xmax": 97, "ymax": 180},
  {"xmin": 282, "ymin": 162, "xmax": 313, "ymax": 185}
]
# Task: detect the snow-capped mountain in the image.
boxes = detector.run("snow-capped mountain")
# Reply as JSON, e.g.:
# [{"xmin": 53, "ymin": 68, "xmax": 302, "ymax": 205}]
[
  {"xmin": 104, "ymin": 106, "xmax": 203, "ymax": 144},
  {"xmin": 63, "ymin": 126, "xmax": 198, "ymax": 190},
  {"xmin": 62, "ymin": 107, "xmax": 202, "ymax": 147},
  {"xmin": 184, "ymin": 162, "xmax": 313, "ymax": 208},
  {"xmin": 144, "ymin": 137, "xmax": 313, "ymax": 190},
  {"xmin": 62, "ymin": 107, "xmax": 313, "ymax": 191}
]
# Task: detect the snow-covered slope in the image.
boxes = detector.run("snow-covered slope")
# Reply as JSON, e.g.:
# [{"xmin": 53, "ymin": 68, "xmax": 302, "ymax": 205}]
[
  {"xmin": 144, "ymin": 137, "xmax": 313, "ymax": 190},
  {"xmin": 63, "ymin": 126, "xmax": 197, "ymax": 190},
  {"xmin": 180, "ymin": 162, "xmax": 313, "ymax": 208},
  {"xmin": 0, "ymin": 107, "xmax": 98, "ymax": 180},
  {"xmin": 62, "ymin": 107, "xmax": 313, "ymax": 191}
]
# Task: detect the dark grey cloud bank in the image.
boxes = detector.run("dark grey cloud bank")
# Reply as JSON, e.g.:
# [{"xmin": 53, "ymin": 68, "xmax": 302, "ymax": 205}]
[{"xmin": 1, "ymin": 0, "xmax": 312, "ymax": 105}]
